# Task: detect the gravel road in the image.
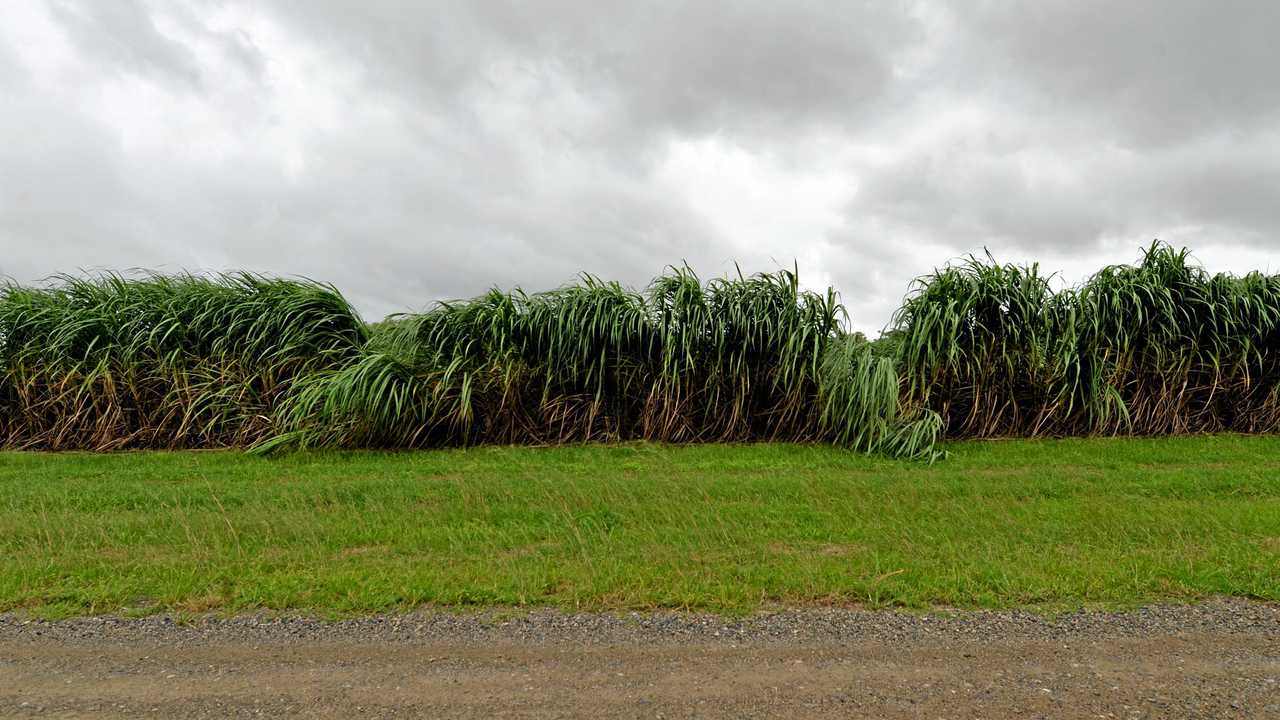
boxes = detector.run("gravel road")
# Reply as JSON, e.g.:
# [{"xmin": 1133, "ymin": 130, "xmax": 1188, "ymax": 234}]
[{"xmin": 2, "ymin": 600, "xmax": 1277, "ymax": 718}]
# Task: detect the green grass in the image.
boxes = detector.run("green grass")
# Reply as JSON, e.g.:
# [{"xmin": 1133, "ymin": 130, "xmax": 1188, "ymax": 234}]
[{"xmin": 2, "ymin": 436, "xmax": 1278, "ymax": 618}]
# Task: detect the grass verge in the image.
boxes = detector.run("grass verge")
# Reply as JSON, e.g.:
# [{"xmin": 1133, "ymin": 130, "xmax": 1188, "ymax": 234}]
[{"xmin": 1, "ymin": 436, "xmax": 1278, "ymax": 618}]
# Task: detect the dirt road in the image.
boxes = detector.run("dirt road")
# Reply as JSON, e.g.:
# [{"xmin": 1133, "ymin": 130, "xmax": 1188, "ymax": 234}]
[{"xmin": 2, "ymin": 603, "xmax": 1277, "ymax": 718}]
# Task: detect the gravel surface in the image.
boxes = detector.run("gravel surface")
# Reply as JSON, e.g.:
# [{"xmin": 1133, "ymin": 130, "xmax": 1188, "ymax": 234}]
[
  {"xmin": 2, "ymin": 600, "xmax": 1278, "ymax": 718},
  {"xmin": 4, "ymin": 599, "xmax": 1279, "ymax": 646}
]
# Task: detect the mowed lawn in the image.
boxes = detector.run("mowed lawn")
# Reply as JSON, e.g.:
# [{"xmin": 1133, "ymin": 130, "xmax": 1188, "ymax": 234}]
[{"xmin": 1, "ymin": 436, "xmax": 1278, "ymax": 617}]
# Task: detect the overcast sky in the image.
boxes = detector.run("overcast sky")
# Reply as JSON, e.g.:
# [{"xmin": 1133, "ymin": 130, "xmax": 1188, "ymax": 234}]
[{"xmin": 3, "ymin": 1, "xmax": 1279, "ymax": 332}]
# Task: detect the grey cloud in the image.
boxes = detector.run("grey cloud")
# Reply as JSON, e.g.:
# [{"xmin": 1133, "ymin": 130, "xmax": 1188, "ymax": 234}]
[
  {"xmin": 46, "ymin": 0, "xmax": 206, "ymax": 87},
  {"xmin": 264, "ymin": 0, "xmax": 925, "ymax": 142},
  {"xmin": 838, "ymin": 1, "xmax": 1280, "ymax": 274},
  {"xmin": 958, "ymin": 1, "xmax": 1280, "ymax": 149},
  {"xmin": 2, "ymin": 0, "xmax": 1279, "ymax": 333}
]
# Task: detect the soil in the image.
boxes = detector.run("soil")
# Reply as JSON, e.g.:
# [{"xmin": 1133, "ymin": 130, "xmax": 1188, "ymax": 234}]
[{"xmin": 2, "ymin": 601, "xmax": 1277, "ymax": 719}]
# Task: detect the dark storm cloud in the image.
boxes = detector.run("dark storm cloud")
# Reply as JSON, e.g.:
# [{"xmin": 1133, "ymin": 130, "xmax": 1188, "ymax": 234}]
[{"xmin": 2, "ymin": 0, "xmax": 1279, "ymax": 331}]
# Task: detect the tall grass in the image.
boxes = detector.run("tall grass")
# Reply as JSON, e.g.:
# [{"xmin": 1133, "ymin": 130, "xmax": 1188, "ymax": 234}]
[
  {"xmin": 0, "ymin": 273, "xmax": 366, "ymax": 449},
  {"xmin": 896, "ymin": 242, "xmax": 1280, "ymax": 437},
  {"xmin": 7, "ymin": 244, "xmax": 1273, "ymax": 456},
  {"xmin": 261, "ymin": 268, "xmax": 943, "ymax": 459}
]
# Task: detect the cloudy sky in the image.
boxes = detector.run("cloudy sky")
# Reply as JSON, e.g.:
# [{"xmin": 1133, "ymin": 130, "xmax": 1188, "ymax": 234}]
[{"xmin": 3, "ymin": 1, "xmax": 1279, "ymax": 332}]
